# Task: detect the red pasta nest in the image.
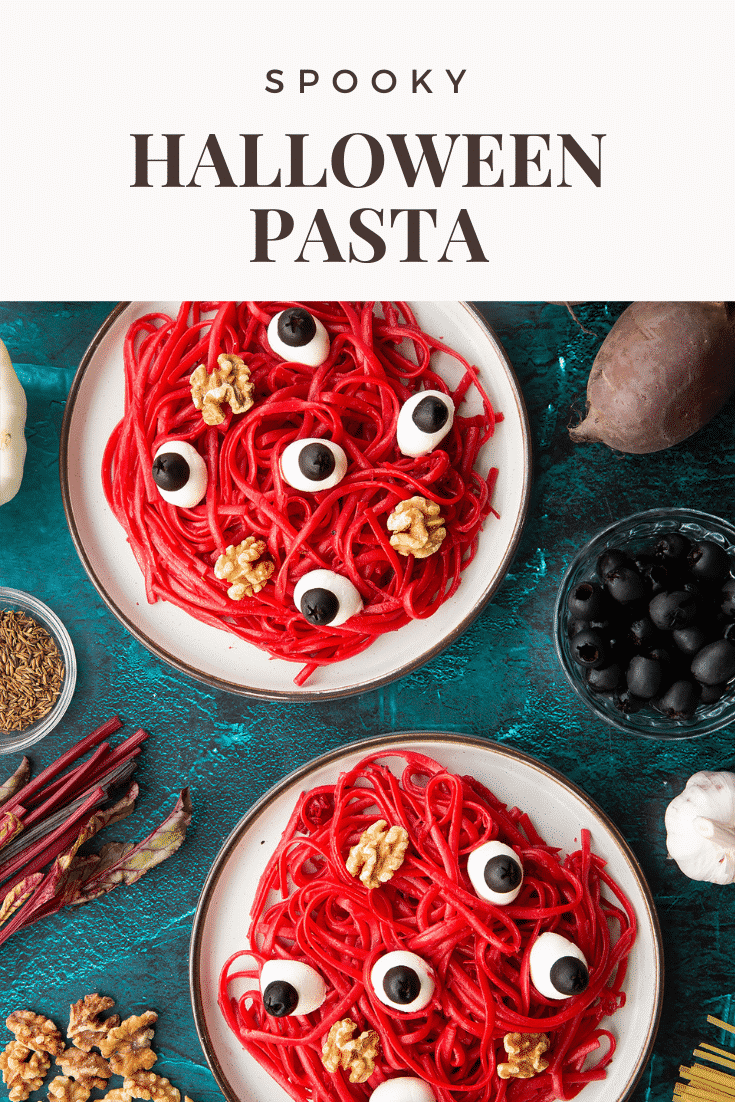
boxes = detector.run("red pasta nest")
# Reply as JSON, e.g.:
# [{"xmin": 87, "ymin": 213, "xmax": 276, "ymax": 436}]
[
  {"xmin": 219, "ymin": 751, "xmax": 637, "ymax": 1102},
  {"xmin": 102, "ymin": 302, "xmax": 500, "ymax": 684}
]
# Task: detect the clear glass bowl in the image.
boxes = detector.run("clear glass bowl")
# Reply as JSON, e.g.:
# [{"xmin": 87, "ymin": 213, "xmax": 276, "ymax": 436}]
[
  {"xmin": 553, "ymin": 508, "xmax": 735, "ymax": 740},
  {"xmin": 0, "ymin": 588, "xmax": 77, "ymax": 754}
]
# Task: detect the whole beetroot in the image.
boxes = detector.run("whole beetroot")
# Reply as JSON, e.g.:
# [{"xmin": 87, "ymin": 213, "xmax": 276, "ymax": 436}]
[{"xmin": 570, "ymin": 301, "xmax": 735, "ymax": 453}]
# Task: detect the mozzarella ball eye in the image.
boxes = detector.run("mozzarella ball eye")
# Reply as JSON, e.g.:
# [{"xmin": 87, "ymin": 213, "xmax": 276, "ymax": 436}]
[
  {"xmin": 260, "ymin": 959, "xmax": 326, "ymax": 1017},
  {"xmin": 396, "ymin": 390, "xmax": 455, "ymax": 457},
  {"xmin": 151, "ymin": 441, "xmax": 208, "ymax": 507},
  {"xmin": 529, "ymin": 931, "xmax": 589, "ymax": 1000},
  {"xmin": 466, "ymin": 840, "xmax": 523, "ymax": 904},
  {"xmin": 370, "ymin": 950, "xmax": 435, "ymax": 1012},
  {"xmin": 293, "ymin": 569, "xmax": 363, "ymax": 627},
  {"xmin": 369, "ymin": 1078, "xmax": 437, "ymax": 1102},
  {"xmin": 267, "ymin": 307, "xmax": 330, "ymax": 366},
  {"xmin": 280, "ymin": 438, "xmax": 347, "ymax": 491}
]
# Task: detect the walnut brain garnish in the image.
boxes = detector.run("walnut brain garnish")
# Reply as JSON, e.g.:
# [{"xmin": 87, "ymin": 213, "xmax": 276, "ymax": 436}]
[
  {"xmin": 0, "ymin": 1040, "xmax": 51, "ymax": 1101},
  {"xmin": 346, "ymin": 819, "xmax": 409, "ymax": 890},
  {"xmin": 56, "ymin": 1047, "xmax": 111, "ymax": 1090},
  {"xmin": 190, "ymin": 353, "xmax": 254, "ymax": 426},
  {"xmin": 47, "ymin": 1074, "xmax": 93, "ymax": 1102},
  {"xmin": 68, "ymin": 994, "xmax": 120, "ymax": 1053},
  {"xmin": 386, "ymin": 495, "xmax": 446, "ymax": 558},
  {"xmin": 321, "ymin": 1019, "xmax": 379, "ymax": 1084},
  {"xmin": 6, "ymin": 1010, "xmax": 64, "ymax": 1056},
  {"xmin": 214, "ymin": 537, "xmax": 274, "ymax": 600},
  {"xmin": 98, "ymin": 1012, "xmax": 158, "ymax": 1076},
  {"xmin": 497, "ymin": 1032, "xmax": 550, "ymax": 1079}
]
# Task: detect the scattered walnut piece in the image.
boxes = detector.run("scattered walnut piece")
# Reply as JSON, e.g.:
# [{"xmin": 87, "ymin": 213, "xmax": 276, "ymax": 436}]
[
  {"xmin": 98, "ymin": 1012, "xmax": 158, "ymax": 1077},
  {"xmin": 386, "ymin": 496, "xmax": 446, "ymax": 558},
  {"xmin": 68, "ymin": 994, "xmax": 120, "ymax": 1053},
  {"xmin": 55, "ymin": 1046, "xmax": 111, "ymax": 1090},
  {"xmin": 214, "ymin": 537, "xmax": 274, "ymax": 600},
  {"xmin": 346, "ymin": 819, "xmax": 409, "ymax": 890},
  {"xmin": 123, "ymin": 1071, "xmax": 181, "ymax": 1102},
  {"xmin": 497, "ymin": 1032, "xmax": 550, "ymax": 1079},
  {"xmin": 190, "ymin": 354, "xmax": 254, "ymax": 426},
  {"xmin": 321, "ymin": 1018, "xmax": 379, "ymax": 1084},
  {"xmin": 6, "ymin": 1010, "xmax": 64, "ymax": 1057},
  {"xmin": 47, "ymin": 1074, "xmax": 92, "ymax": 1102},
  {"xmin": 0, "ymin": 1040, "xmax": 51, "ymax": 1100}
]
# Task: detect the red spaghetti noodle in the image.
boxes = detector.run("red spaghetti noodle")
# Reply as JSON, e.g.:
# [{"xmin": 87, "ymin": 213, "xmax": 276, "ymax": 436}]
[
  {"xmin": 102, "ymin": 302, "xmax": 500, "ymax": 684},
  {"xmin": 219, "ymin": 751, "xmax": 636, "ymax": 1102}
]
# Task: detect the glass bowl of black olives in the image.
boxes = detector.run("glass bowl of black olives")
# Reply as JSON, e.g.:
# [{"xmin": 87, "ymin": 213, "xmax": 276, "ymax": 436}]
[{"xmin": 553, "ymin": 508, "xmax": 735, "ymax": 739}]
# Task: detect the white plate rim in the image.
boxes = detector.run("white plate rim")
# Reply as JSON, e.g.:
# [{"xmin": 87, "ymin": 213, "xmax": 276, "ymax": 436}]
[
  {"xmin": 188, "ymin": 731, "xmax": 664, "ymax": 1102},
  {"xmin": 58, "ymin": 302, "xmax": 532, "ymax": 702}
]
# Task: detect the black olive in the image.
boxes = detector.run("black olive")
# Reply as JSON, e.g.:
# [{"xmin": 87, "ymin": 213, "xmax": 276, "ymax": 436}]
[
  {"xmin": 605, "ymin": 566, "xmax": 647, "ymax": 605},
  {"xmin": 570, "ymin": 630, "xmax": 608, "ymax": 669},
  {"xmin": 567, "ymin": 582, "xmax": 606, "ymax": 621},
  {"xmin": 383, "ymin": 965, "xmax": 421, "ymax": 1005},
  {"xmin": 700, "ymin": 682, "xmax": 725, "ymax": 704},
  {"xmin": 688, "ymin": 540, "xmax": 730, "ymax": 584},
  {"xmin": 568, "ymin": 618, "xmax": 591, "ymax": 639},
  {"xmin": 656, "ymin": 680, "xmax": 700, "ymax": 719},
  {"xmin": 298, "ymin": 442, "xmax": 336, "ymax": 482},
  {"xmin": 655, "ymin": 532, "xmax": 691, "ymax": 560},
  {"xmin": 628, "ymin": 617, "xmax": 658, "ymax": 649},
  {"xmin": 412, "ymin": 395, "xmax": 449, "ymax": 433},
  {"xmin": 263, "ymin": 980, "xmax": 299, "ymax": 1017},
  {"xmin": 614, "ymin": 689, "xmax": 647, "ymax": 714},
  {"xmin": 672, "ymin": 625, "xmax": 709, "ymax": 656},
  {"xmin": 649, "ymin": 590, "xmax": 697, "ymax": 631},
  {"xmin": 597, "ymin": 547, "xmax": 629, "ymax": 579},
  {"xmin": 300, "ymin": 588, "xmax": 340, "ymax": 626},
  {"xmin": 277, "ymin": 307, "xmax": 317, "ymax": 347},
  {"xmin": 549, "ymin": 957, "xmax": 589, "ymax": 996},
  {"xmin": 586, "ymin": 664, "xmax": 622, "ymax": 693},
  {"xmin": 691, "ymin": 639, "xmax": 735, "ymax": 686},
  {"xmin": 721, "ymin": 578, "xmax": 735, "ymax": 617},
  {"xmin": 483, "ymin": 854, "xmax": 522, "ymax": 894},
  {"xmin": 626, "ymin": 656, "xmax": 663, "ymax": 699},
  {"xmin": 152, "ymin": 451, "xmax": 190, "ymax": 491}
]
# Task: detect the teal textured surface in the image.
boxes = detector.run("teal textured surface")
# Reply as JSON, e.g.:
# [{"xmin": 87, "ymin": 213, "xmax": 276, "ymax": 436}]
[{"xmin": 0, "ymin": 302, "xmax": 733, "ymax": 1102}]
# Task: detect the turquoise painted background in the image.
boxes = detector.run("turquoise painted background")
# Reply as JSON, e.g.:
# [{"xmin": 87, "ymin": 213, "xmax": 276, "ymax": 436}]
[{"xmin": 0, "ymin": 302, "xmax": 733, "ymax": 1102}]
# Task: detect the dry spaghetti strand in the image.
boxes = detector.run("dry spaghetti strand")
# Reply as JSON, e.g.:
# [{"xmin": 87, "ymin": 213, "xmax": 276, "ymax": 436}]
[
  {"xmin": 102, "ymin": 303, "xmax": 501, "ymax": 684},
  {"xmin": 219, "ymin": 751, "xmax": 636, "ymax": 1102}
]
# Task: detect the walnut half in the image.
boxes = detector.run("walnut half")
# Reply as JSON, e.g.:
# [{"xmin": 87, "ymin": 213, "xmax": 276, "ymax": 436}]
[
  {"xmin": 68, "ymin": 994, "xmax": 120, "ymax": 1053},
  {"xmin": 6, "ymin": 1010, "xmax": 64, "ymax": 1057},
  {"xmin": 321, "ymin": 1019, "xmax": 379, "ymax": 1084},
  {"xmin": 386, "ymin": 496, "xmax": 446, "ymax": 558},
  {"xmin": 98, "ymin": 1012, "xmax": 158, "ymax": 1077},
  {"xmin": 190, "ymin": 354, "xmax": 254, "ymax": 426},
  {"xmin": 346, "ymin": 820, "xmax": 409, "ymax": 890},
  {"xmin": 214, "ymin": 537, "xmax": 274, "ymax": 600},
  {"xmin": 0, "ymin": 1040, "xmax": 50, "ymax": 1101},
  {"xmin": 497, "ymin": 1032, "xmax": 550, "ymax": 1079}
]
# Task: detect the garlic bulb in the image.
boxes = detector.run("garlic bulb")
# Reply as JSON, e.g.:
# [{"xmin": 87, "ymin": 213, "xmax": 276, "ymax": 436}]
[
  {"xmin": 665, "ymin": 771, "xmax": 735, "ymax": 884},
  {"xmin": 0, "ymin": 339, "xmax": 27, "ymax": 506}
]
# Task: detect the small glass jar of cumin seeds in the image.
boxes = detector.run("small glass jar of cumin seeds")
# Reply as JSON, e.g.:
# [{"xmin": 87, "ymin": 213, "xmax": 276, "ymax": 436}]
[{"xmin": 0, "ymin": 589, "xmax": 77, "ymax": 753}]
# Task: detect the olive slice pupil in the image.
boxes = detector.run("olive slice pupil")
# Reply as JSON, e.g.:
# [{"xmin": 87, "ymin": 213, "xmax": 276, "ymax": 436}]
[
  {"xmin": 298, "ymin": 442, "xmax": 336, "ymax": 482},
  {"xmin": 412, "ymin": 395, "xmax": 449, "ymax": 433},
  {"xmin": 483, "ymin": 853, "xmax": 522, "ymax": 893},
  {"xmin": 300, "ymin": 587, "xmax": 340, "ymax": 626},
  {"xmin": 383, "ymin": 965, "xmax": 421, "ymax": 1005},
  {"xmin": 549, "ymin": 956, "xmax": 589, "ymax": 996},
  {"xmin": 263, "ymin": 979, "xmax": 299, "ymax": 1017},
  {"xmin": 278, "ymin": 307, "xmax": 317, "ymax": 347},
  {"xmin": 152, "ymin": 452, "xmax": 190, "ymax": 492}
]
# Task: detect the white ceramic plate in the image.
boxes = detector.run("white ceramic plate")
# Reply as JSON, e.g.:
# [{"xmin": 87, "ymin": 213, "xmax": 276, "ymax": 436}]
[
  {"xmin": 190, "ymin": 733, "xmax": 663, "ymax": 1102},
  {"xmin": 60, "ymin": 303, "xmax": 531, "ymax": 699}
]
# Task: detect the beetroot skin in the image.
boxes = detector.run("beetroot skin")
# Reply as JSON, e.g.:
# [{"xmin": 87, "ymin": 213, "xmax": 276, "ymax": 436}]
[{"xmin": 570, "ymin": 301, "xmax": 735, "ymax": 454}]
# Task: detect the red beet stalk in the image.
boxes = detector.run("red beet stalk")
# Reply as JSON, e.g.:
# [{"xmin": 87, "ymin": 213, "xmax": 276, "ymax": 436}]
[{"xmin": 3, "ymin": 716, "xmax": 123, "ymax": 813}]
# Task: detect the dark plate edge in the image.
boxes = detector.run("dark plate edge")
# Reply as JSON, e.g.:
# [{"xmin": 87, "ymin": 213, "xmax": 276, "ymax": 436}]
[{"xmin": 188, "ymin": 731, "xmax": 663, "ymax": 1102}]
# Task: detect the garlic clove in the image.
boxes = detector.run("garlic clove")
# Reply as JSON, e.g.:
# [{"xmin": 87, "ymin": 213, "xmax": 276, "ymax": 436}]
[{"xmin": 0, "ymin": 339, "xmax": 28, "ymax": 507}]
